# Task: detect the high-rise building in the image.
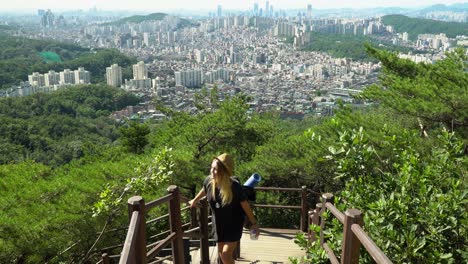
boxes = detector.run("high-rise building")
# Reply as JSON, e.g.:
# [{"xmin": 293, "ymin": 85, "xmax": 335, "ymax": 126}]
[
  {"xmin": 106, "ymin": 64, "xmax": 122, "ymax": 87},
  {"xmin": 60, "ymin": 69, "xmax": 75, "ymax": 84},
  {"xmin": 307, "ymin": 4, "xmax": 312, "ymax": 18},
  {"xmin": 132, "ymin": 61, "xmax": 148, "ymax": 79},
  {"xmin": 265, "ymin": 1, "xmax": 269, "ymax": 17},
  {"xmin": 194, "ymin": 49, "xmax": 204, "ymax": 63},
  {"xmin": 175, "ymin": 69, "xmax": 203, "ymax": 88},
  {"xmin": 28, "ymin": 72, "xmax": 45, "ymax": 87},
  {"xmin": 217, "ymin": 5, "xmax": 222, "ymax": 17},
  {"xmin": 40, "ymin": 9, "xmax": 54, "ymax": 28},
  {"xmin": 44, "ymin": 70, "xmax": 60, "ymax": 86},
  {"xmin": 143, "ymin": 32, "xmax": 150, "ymax": 47},
  {"xmin": 254, "ymin": 3, "xmax": 259, "ymax": 15},
  {"xmin": 74, "ymin": 67, "xmax": 91, "ymax": 84}
]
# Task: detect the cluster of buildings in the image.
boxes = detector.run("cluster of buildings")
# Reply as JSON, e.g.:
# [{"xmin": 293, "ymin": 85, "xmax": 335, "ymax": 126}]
[
  {"xmin": 106, "ymin": 62, "xmax": 153, "ymax": 91},
  {"xmin": 4, "ymin": 3, "xmax": 466, "ymax": 119},
  {"xmin": 38, "ymin": 9, "xmax": 66, "ymax": 28},
  {"xmin": 1, "ymin": 67, "xmax": 90, "ymax": 97}
]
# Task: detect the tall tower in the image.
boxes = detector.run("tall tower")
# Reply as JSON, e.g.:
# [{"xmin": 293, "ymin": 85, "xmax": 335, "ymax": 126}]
[
  {"xmin": 217, "ymin": 5, "xmax": 222, "ymax": 17},
  {"xmin": 254, "ymin": 3, "xmax": 258, "ymax": 16},
  {"xmin": 106, "ymin": 64, "xmax": 122, "ymax": 87},
  {"xmin": 132, "ymin": 61, "xmax": 148, "ymax": 79},
  {"xmin": 74, "ymin": 67, "xmax": 90, "ymax": 84},
  {"xmin": 265, "ymin": 1, "xmax": 269, "ymax": 17},
  {"xmin": 307, "ymin": 4, "xmax": 312, "ymax": 19}
]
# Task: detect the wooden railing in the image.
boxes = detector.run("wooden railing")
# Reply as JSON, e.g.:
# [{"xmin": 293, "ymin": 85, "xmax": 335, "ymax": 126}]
[
  {"xmin": 254, "ymin": 186, "xmax": 313, "ymax": 232},
  {"xmin": 107, "ymin": 186, "xmax": 392, "ymax": 263},
  {"xmin": 308, "ymin": 193, "xmax": 393, "ymax": 264},
  {"xmin": 103, "ymin": 184, "xmax": 313, "ymax": 263},
  {"xmin": 98, "ymin": 185, "xmax": 207, "ymax": 264}
]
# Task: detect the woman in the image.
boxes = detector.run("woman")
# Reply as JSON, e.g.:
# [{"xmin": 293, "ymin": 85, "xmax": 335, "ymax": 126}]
[{"xmin": 189, "ymin": 153, "xmax": 259, "ymax": 264}]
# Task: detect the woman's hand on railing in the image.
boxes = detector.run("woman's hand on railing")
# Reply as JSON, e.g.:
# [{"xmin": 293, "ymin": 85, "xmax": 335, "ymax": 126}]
[{"xmin": 188, "ymin": 199, "xmax": 200, "ymax": 208}]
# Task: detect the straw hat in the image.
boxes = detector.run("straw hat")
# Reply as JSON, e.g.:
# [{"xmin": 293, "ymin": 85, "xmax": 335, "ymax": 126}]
[{"xmin": 214, "ymin": 153, "xmax": 234, "ymax": 176}]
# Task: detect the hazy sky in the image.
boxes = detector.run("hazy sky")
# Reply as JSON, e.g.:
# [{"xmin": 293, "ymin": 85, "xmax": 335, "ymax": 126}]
[{"xmin": 1, "ymin": 0, "xmax": 467, "ymax": 11}]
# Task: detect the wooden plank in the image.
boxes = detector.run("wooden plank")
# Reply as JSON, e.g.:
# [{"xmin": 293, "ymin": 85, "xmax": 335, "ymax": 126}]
[{"xmin": 189, "ymin": 228, "xmax": 305, "ymax": 264}]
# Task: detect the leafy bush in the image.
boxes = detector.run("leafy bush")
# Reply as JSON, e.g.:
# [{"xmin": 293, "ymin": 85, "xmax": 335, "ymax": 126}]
[{"xmin": 301, "ymin": 126, "xmax": 467, "ymax": 263}]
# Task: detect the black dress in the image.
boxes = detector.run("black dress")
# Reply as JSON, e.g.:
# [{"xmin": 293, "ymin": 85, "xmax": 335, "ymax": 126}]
[{"xmin": 203, "ymin": 176, "xmax": 247, "ymax": 242}]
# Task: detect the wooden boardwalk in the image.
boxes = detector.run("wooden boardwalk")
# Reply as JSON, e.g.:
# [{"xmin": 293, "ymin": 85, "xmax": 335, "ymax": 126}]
[{"xmin": 190, "ymin": 228, "xmax": 305, "ymax": 264}]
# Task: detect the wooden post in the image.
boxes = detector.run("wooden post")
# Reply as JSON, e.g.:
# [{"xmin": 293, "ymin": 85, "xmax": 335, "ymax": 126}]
[
  {"xmin": 127, "ymin": 196, "xmax": 147, "ymax": 264},
  {"xmin": 190, "ymin": 207, "xmax": 198, "ymax": 228},
  {"xmin": 320, "ymin": 193, "xmax": 333, "ymax": 246},
  {"xmin": 300, "ymin": 186, "xmax": 308, "ymax": 232},
  {"xmin": 199, "ymin": 199, "xmax": 210, "ymax": 264},
  {"xmin": 341, "ymin": 209, "xmax": 363, "ymax": 264},
  {"xmin": 308, "ymin": 209, "xmax": 314, "ymax": 238},
  {"xmin": 167, "ymin": 185, "xmax": 185, "ymax": 264},
  {"xmin": 101, "ymin": 253, "xmax": 110, "ymax": 264},
  {"xmin": 310, "ymin": 203, "xmax": 322, "ymax": 242}
]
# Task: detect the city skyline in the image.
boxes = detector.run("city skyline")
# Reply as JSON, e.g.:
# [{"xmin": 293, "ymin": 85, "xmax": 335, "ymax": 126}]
[{"xmin": 1, "ymin": 0, "xmax": 467, "ymax": 12}]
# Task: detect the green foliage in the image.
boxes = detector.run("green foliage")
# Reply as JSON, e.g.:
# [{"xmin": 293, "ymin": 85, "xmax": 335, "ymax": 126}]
[
  {"xmin": 316, "ymin": 127, "xmax": 467, "ymax": 263},
  {"xmin": 102, "ymin": 13, "xmax": 167, "ymax": 26},
  {"xmin": 0, "ymin": 154, "xmax": 142, "ymax": 263},
  {"xmin": 0, "ymin": 84, "xmax": 139, "ymax": 166},
  {"xmin": 152, "ymin": 93, "xmax": 277, "ymax": 189},
  {"xmin": 303, "ymin": 32, "xmax": 411, "ymax": 61},
  {"xmin": 0, "ymin": 36, "xmax": 136, "ymax": 87},
  {"xmin": 100, "ymin": 12, "xmax": 197, "ymax": 29},
  {"xmin": 382, "ymin": 15, "xmax": 468, "ymax": 40},
  {"xmin": 119, "ymin": 121, "xmax": 150, "ymax": 154},
  {"xmin": 361, "ymin": 46, "xmax": 468, "ymax": 136},
  {"xmin": 290, "ymin": 225, "xmax": 328, "ymax": 264},
  {"xmin": 93, "ymin": 147, "xmax": 174, "ymax": 218}
]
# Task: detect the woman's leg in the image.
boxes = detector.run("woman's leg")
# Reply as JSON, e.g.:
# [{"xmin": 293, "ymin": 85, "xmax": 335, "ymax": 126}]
[{"xmin": 217, "ymin": 241, "xmax": 238, "ymax": 264}]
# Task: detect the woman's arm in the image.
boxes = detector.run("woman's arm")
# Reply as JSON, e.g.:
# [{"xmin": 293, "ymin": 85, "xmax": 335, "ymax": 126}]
[
  {"xmin": 241, "ymin": 200, "xmax": 260, "ymax": 238},
  {"xmin": 188, "ymin": 189, "xmax": 206, "ymax": 208}
]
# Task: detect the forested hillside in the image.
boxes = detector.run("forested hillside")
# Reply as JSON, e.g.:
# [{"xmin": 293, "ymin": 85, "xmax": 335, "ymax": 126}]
[
  {"xmin": 303, "ymin": 32, "xmax": 411, "ymax": 61},
  {"xmin": 0, "ymin": 84, "xmax": 139, "ymax": 166},
  {"xmin": 102, "ymin": 12, "xmax": 197, "ymax": 28},
  {"xmin": 382, "ymin": 14, "xmax": 468, "ymax": 39},
  {"xmin": 0, "ymin": 36, "xmax": 136, "ymax": 88},
  {"xmin": 0, "ymin": 47, "xmax": 466, "ymax": 263}
]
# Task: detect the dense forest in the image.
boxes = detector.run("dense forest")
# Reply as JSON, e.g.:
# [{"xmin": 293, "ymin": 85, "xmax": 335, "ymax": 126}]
[
  {"xmin": 102, "ymin": 12, "xmax": 167, "ymax": 26},
  {"xmin": 0, "ymin": 35, "xmax": 136, "ymax": 88},
  {"xmin": 102, "ymin": 12, "xmax": 197, "ymax": 29},
  {"xmin": 382, "ymin": 14, "xmax": 468, "ymax": 39},
  {"xmin": 0, "ymin": 46, "xmax": 466, "ymax": 263},
  {"xmin": 302, "ymin": 32, "xmax": 411, "ymax": 61},
  {"xmin": 0, "ymin": 84, "xmax": 140, "ymax": 166}
]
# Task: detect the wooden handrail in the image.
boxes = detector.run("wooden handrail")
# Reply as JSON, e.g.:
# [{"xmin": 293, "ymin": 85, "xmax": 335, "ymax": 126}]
[
  {"xmin": 323, "ymin": 242, "xmax": 339, "ymax": 264},
  {"xmin": 309, "ymin": 193, "xmax": 393, "ymax": 264},
  {"xmin": 146, "ymin": 193, "xmax": 173, "ymax": 211},
  {"xmin": 253, "ymin": 204, "xmax": 301, "ymax": 209},
  {"xmin": 351, "ymin": 224, "xmax": 393, "ymax": 264},
  {"xmin": 325, "ymin": 202, "xmax": 345, "ymax": 224},
  {"xmin": 146, "ymin": 213, "xmax": 169, "ymax": 225},
  {"xmin": 148, "ymin": 255, "xmax": 172, "ymax": 264},
  {"xmin": 255, "ymin": 186, "xmax": 303, "ymax": 191},
  {"xmin": 254, "ymin": 185, "xmax": 310, "ymax": 232},
  {"xmin": 120, "ymin": 210, "xmax": 141, "ymax": 263},
  {"xmin": 117, "ymin": 184, "xmax": 313, "ymax": 263},
  {"xmin": 147, "ymin": 232, "xmax": 176, "ymax": 259}
]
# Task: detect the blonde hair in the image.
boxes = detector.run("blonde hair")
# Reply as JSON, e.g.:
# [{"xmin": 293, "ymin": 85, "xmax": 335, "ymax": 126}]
[{"xmin": 211, "ymin": 159, "xmax": 233, "ymax": 206}]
